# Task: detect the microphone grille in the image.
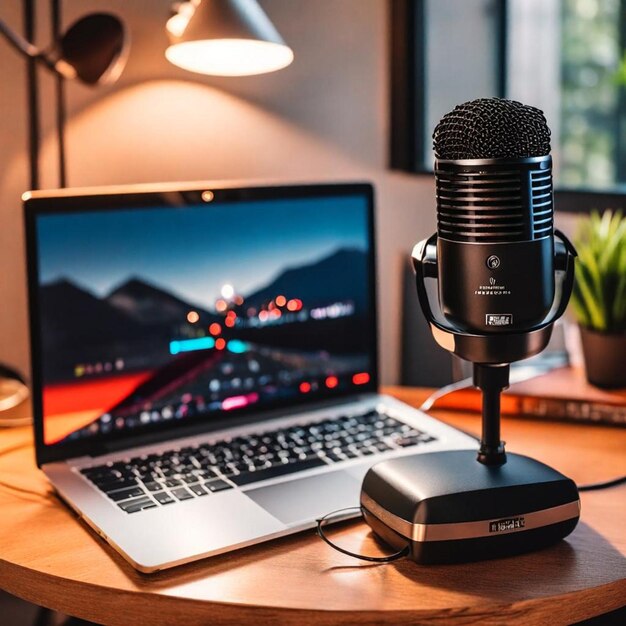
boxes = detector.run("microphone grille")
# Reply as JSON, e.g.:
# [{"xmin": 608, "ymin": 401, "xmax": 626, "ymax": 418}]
[{"xmin": 433, "ymin": 98, "xmax": 551, "ymax": 160}]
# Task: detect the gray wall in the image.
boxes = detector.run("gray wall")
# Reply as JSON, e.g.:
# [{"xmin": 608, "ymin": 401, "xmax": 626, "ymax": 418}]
[{"xmin": 0, "ymin": 0, "xmax": 438, "ymax": 385}]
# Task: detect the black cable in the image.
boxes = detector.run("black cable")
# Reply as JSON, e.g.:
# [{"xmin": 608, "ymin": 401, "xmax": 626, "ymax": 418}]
[
  {"xmin": 578, "ymin": 475, "xmax": 626, "ymax": 491},
  {"xmin": 316, "ymin": 507, "xmax": 410, "ymax": 562}
]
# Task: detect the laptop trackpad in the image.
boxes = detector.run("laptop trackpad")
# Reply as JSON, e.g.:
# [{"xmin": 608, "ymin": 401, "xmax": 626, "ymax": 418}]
[{"xmin": 245, "ymin": 470, "xmax": 360, "ymax": 526}]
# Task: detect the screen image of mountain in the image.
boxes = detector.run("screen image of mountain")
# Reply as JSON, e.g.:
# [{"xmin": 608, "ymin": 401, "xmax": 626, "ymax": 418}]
[
  {"xmin": 39, "ymin": 278, "xmax": 211, "ymax": 381},
  {"xmin": 41, "ymin": 248, "xmax": 372, "ymax": 442}
]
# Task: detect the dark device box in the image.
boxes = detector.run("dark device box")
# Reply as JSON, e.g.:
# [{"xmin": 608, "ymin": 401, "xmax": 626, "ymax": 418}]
[{"xmin": 360, "ymin": 450, "xmax": 580, "ymax": 564}]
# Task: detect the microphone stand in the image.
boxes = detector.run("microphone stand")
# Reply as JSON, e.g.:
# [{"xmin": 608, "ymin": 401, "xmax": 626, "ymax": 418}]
[{"xmin": 473, "ymin": 363, "xmax": 509, "ymax": 466}]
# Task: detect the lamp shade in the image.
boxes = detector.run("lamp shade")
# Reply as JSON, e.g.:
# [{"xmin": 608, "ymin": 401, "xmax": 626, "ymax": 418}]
[
  {"xmin": 165, "ymin": 0, "xmax": 293, "ymax": 76},
  {"xmin": 55, "ymin": 13, "xmax": 129, "ymax": 85}
]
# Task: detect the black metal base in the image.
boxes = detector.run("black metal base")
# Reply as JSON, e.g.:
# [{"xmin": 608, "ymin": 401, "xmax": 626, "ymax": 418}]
[{"xmin": 360, "ymin": 450, "xmax": 580, "ymax": 564}]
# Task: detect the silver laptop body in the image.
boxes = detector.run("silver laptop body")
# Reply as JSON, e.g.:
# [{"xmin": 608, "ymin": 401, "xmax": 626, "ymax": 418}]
[{"xmin": 25, "ymin": 182, "xmax": 476, "ymax": 573}]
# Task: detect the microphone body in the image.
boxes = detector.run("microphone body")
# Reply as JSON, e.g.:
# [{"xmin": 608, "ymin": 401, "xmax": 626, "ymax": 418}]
[{"xmin": 435, "ymin": 155, "xmax": 555, "ymax": 334}]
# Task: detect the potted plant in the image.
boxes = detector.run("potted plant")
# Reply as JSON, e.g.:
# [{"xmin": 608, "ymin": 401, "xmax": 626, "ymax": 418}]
[{"xmin": 570, "ymin": 210, "xmax": 626, "ymax": 388}]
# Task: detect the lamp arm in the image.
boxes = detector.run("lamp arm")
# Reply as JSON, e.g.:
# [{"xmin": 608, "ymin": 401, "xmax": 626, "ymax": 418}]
[
  {"xmin": 0, "ymin": 17, "xmax": 40, "ymax": 58},
  {"xmin": 0, "ymin": 17, "xmax": 59, "ymax": 73}
]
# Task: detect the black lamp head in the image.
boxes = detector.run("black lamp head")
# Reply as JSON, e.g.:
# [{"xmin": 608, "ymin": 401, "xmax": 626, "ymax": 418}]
[{"xmin": 53, "ymin": 13, "xmax": 129, "ymax": 85}]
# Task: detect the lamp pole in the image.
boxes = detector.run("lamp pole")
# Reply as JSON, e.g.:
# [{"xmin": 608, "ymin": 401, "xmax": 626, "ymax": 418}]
[
  {"xmin": 51, "ymin": 0, "xmax": 66, "ymax": 188},
  {"xmin": 2, "ymin": 2, "xmax": 127, "ymax": 190},
  {"xmin": 23, "ymin": 0, "xmax": 40, "ymax": 190}
]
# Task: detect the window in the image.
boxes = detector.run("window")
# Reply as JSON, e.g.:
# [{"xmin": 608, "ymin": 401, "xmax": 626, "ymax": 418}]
[{"xmin": 391, "ymin": 0, "xmax": 626, "ymax": 197}]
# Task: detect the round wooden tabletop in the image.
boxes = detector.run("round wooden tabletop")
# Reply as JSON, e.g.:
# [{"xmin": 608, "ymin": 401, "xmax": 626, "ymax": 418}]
[{"xmin": 0, "ymin": 387, "xmax": 624, "ymax": 625}]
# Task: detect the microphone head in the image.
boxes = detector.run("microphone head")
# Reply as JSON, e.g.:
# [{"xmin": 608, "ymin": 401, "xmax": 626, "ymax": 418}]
[
  {"xmin": 431, "ymin": 98, "xmax": 556, "ymax": 335},
  {"xmin": 433, "ymin": 98, "xmax": 551, "ymax": 160}
]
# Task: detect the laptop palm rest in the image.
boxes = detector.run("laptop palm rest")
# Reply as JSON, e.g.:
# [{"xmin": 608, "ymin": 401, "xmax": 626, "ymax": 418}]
[{"xmin": 246, "ymin": 470, "xmax": 361, "ymax": 527}]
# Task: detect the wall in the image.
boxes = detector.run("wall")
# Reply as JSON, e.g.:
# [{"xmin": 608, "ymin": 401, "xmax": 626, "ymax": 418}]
[{"xmin": 0, "ymin": 0, "xmax": 438, "ymax": 385}]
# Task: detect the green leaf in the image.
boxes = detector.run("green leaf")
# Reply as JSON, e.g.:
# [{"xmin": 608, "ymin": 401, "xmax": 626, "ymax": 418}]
[
  {"xmin": 575, "ymin": 262, "xmax": 606, "ymax": 330},
  {"xmin": 612, "ymin": 244, "xmax": 626, "ymax": 327},
  {"xmin": 572, "ymin": 209, "xmax": 626, "ymax": 332}
]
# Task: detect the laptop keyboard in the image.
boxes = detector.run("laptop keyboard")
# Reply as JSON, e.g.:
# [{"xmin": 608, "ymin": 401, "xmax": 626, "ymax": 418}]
[{"xmin": 79, "ymin": 408, "xmax": 436, "ymax": 513}]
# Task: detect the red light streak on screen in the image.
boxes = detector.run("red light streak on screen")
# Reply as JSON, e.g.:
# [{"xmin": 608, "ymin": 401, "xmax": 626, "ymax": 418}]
[{"xmin": 325, "ymin": 376, "xmax": 339, "ymax": 389}]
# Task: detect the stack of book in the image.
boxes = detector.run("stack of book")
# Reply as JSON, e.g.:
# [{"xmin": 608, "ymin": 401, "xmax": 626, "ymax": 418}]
[{"xmin": 432, "ymin": 366, "xmax": 626, "ymax": 427}]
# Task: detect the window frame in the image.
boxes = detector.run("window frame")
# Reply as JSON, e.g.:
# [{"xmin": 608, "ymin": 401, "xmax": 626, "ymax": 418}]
[{"xmin": 389, "ymin": 0, "xmax": 626, "ymax": 214}]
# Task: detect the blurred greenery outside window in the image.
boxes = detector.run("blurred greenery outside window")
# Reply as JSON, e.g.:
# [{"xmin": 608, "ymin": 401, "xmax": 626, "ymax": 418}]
[
  {"xmin": 417, "ymin": 0, "xmax": 626, "ymax": 192},
  {"xmin": 560, "ymin": 0, "xmax": 624, "ymax": 189}
]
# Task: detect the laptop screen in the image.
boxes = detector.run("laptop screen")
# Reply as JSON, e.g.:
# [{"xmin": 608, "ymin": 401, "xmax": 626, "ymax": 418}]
[{"xmin": 27, "ymin": 184, "xmax": 377, "ymax": 459}]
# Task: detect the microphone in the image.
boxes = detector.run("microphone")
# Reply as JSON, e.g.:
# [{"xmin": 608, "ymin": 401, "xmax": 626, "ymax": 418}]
[
  {"xmin": 411, "ymin": 98, "xmax": 577, "ymax": 467},
  {"xmin": 432, "ymin": 98, "xmax": 555, "ymax": 334},
  {"xmin": 354, "ymin": 98, "xmax": 581, "ymax": 566}
]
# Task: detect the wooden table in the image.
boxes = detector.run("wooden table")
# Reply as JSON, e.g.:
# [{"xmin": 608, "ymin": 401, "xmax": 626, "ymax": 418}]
[{"xmin": 0, "ymin": 387, "xmax": 624, "ymax": 625}]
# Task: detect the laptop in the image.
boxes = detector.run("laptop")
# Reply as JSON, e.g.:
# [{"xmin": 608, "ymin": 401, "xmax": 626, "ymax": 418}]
[{"xmin": 24, "ymin": 182, "xmax": 476, "ymax": 573}]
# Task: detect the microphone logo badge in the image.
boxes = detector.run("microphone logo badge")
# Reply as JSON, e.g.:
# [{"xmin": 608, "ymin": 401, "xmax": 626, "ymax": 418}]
[
  {"xmin": 486, "ymin": 255, "xmax": 501, "ymax": 270},
  {"xmin": 489, "ymin": 516, "xmax": 526, "ymax": 533},
  {"xmin": 486, "ymin": 313, "xmax": 513, "ymax": 326}
]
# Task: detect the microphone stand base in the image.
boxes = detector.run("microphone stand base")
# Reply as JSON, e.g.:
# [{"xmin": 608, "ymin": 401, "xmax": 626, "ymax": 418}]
[{"xmin": 360, "ymin": 450, "xmax": 580, "ymax": 564}]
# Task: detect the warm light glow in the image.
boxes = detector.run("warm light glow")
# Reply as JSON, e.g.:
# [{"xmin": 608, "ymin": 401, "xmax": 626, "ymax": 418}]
[
  {"xmin": 299, "ymin": 382, "xmax": 311, "ymax": 393},
  {"xmin": 166, "ymin": 13, "xmax": 191, "ymax": 38},
  {"xmin": 209, "ymin": 322, "xmax": 221, "ymax": 336},
  {"xmin": 215, "ymin": 299, "xmax": 227, "ymax": 312},
  {"xmin": 221, "ymin": 283, "xmax": 235, "ymax": 299},
  {"xmin": 275, "ymin": 295, "xmax": 286, "ymax": 307},
  {"xmin": 325, "ymin": 376, "xmax": 339, "ymax": 389},
  {"xmin": 352, "ymin": 372, "xmax": 370, "ymax": 386},
  {"xmin": 166, "ymin": 0, "xmax": 201, "ymax": 37},
  {"xmin": 165, "ymin": 39, "xmax": 294, "ymax": 76},
  {"xmin": 187, "ymin": 310, "xmax": 200, "ymax": 323},
  {"xmin": 215, "ymin": 337, "xmax": 226, "ymax": 350},
  {"xmin": 224, "ymin": 316, "xmax": 235, "ymax": 328}
]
